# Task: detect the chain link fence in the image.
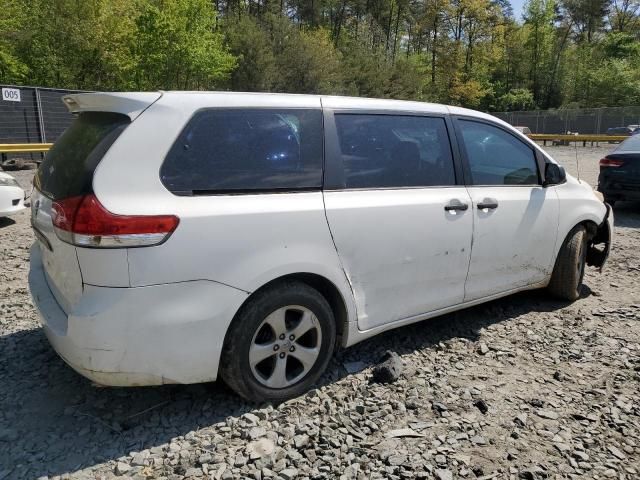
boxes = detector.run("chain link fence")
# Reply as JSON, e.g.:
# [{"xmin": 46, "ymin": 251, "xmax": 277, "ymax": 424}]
[
  {"xmin": 493, "ymin": 107, "xmax": 640, "ymax": 135},
  {"xmin": 0, "ymin": 85, "xmax": 86, "ymax": 166}
]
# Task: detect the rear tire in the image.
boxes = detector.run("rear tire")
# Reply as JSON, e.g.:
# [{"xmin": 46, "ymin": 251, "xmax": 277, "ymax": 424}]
[
  {"xmin": 548, "ymin": 225, "xmax": 587, "ymax": 301},
  {"xmin": 220, "ymin": 281, "xmax": 336, "ymax": 402}
]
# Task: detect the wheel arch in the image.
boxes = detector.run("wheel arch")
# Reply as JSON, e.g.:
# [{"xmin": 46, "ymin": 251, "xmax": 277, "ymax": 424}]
[
  {"xmin": 554, "ymin": 215, "xmax": 611, "ymax": 271},
  {"xmin": 225, "ymin": 272, "xmax": 353, "ymax": 349}
]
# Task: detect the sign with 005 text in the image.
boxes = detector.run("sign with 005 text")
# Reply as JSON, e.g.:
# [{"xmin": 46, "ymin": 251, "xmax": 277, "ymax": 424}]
[{"xmin": 2, "ymin": 88, "xmax": 21, "ymax": 102}]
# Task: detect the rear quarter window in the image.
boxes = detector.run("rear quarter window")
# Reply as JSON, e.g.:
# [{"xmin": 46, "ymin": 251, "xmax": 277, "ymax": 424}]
[
  {"xmin": 35, "ymin": 112, "xmax": 130, "ymax": 199},
  {"xmin": 160, "ymin": 109, "xmax": 323, "ymax": 195}
]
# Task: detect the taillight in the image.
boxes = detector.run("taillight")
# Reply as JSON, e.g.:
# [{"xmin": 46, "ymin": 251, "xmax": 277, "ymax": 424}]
[
  {"xmin": 51, "ymin": 194, "xmax": 179, "ymax": 248},
  {"xmin": 600, "ymin": 157, "xmax": 624, "ymax": 168}
]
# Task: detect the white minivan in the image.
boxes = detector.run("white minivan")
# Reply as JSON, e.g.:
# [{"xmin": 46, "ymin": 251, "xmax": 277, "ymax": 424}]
[{"xmin": 29, "ymin": 92, "xmax": 612, "ymax": 401}]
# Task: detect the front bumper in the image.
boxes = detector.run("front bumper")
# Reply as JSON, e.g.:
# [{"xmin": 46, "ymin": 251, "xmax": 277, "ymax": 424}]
[
  {"xmin": 0, "ymin": 186, "xmax": 26, "ymax": 217},
  {"xmin": 586, "ymin": 203, "xmax": 614, "ymax": 272},
  {"xmin": 28, "ymin": 244, "xmax": 247, "ymax": 386}
]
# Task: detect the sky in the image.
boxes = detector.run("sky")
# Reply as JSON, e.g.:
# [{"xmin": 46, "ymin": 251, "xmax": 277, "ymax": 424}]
[{"xmin": 511, "ymin": 0, "xmax": 527, "ymax": 21}]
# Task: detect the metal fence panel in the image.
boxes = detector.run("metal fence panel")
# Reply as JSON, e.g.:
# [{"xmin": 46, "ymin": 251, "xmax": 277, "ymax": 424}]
[
  {"xmin": 0, "ymin": 85, "xmax": 84, "ymax": 164},
  {"xmin": 0, "ymin": 87, "xmax": 41, "ymax": 143},
  {"xmin": 493, "ymin": 107, "xmax": 640, "ymax": 134},
  {"xmin": 39, "ymin": 88, "xmax": 80, "ymax": 142}
]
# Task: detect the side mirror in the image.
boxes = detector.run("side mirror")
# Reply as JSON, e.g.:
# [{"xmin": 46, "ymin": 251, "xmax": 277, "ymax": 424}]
[{"xmin": 543, "ymin": 163, "xmax": 566, "ymax": 187}]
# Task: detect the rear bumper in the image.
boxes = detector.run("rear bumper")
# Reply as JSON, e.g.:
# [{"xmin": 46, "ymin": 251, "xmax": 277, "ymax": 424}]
[
  {"xmin": 598, "ymin": 177, "xmax": 640, "ymax": 200},
  {"xmin": 600, "ymin": 189, "xmax": 640, "ymax": 201},
  {"xmin": 28, "ymin": 244, "xmax": 247, "ymax": 386}
]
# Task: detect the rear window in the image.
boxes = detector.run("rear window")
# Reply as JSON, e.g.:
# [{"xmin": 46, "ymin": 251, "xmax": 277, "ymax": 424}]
[
  {"xmin": 616, "ymin": 135, "xmax": 640, "ymax": 152},
  {"xmin": 35, "ymin": 112, "xmax": 130, "ymax": 199},
  {"xmin": 160, "ymin": 109, "xmax": 323, "ymax": 195}
]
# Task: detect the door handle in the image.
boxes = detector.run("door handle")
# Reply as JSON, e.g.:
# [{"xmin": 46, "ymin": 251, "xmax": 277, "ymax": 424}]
[
  {"xmin": 477, "ymin": 199, "xmax": 499, "ymax": 210},
  {"xmin": 444, "ymin": 200, "xmax": 469, "ymax": 212}
]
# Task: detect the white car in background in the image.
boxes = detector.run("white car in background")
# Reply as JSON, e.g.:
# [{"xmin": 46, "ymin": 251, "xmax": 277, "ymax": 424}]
[
  {"xmin": 514, "ymin": 126, "xmax": 532, "ymax": 135},
  {"xmin": 29, "ymin": 92, "xmax": 613, "ymax": 402},
  {"xmin": 0, "ymin": 171, "xmax": 26, "ymax": 217}
]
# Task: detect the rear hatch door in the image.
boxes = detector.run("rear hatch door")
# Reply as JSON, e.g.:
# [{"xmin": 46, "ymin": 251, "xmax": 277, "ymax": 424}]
[{"xmin": 32, "ymin": 111, "xmax": 132, "ymax": 313}]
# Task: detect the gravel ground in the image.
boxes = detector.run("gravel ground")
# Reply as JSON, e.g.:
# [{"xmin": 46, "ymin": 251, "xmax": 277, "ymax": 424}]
[{"xmin": 1, "ymin": 146, "xmax": 639, "ymax": 480}]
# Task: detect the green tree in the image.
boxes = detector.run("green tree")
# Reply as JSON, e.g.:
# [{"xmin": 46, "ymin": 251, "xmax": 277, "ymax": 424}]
[
  {"xmin": 133, "ymin": 0, "xmax": 236, "ymax": 90},
  {"xmin": 496, "ymin": 88, "xmax": 537, "ymax": 110},
  {"xmin": 225, "ymin": 16, "xmax": 277, "ymax": 91},
  {"xmin": 10, "ymin": 0, "xmax": 140, "ymax": 89},
  {"xmin": 0, "ymin": 0, "xmax": 29, "ymax": 83},
  {"xmin": 523, "ymin": 0, "xmax": 556, "ymax": 106},
  {"xmin": 338, "ymin": 32, "xmax": 391, "ymax": 97},
  {"xmin": 4, "ymin": 0, "xmax": 640, "ymax": 110},
  {"xmin": 601, "ymin": 31, "xmax": 640, "ymax": 58},
  {"xmin": 561, "ymin": 0, "xmax": 609, "ymax": 43},
  {"xmin": 587, "ymin": 58, "xmax": 640, "ymax": 106},
  {"xmin": 274, "ymin": 27, "xmax": 343, "ymax": 94},
  {"xmin": 609, "ymin": 0, "xmax": 640, "ymax": 33},
  {"xmin": 385, "ymin": 55, "xmax": 426, "ymax": 99}
]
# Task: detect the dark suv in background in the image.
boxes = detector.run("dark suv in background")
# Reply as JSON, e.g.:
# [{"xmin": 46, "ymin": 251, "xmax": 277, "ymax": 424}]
[{"xmin": 598, "ymin": 135, "xmax": 640, "ymax": 206}]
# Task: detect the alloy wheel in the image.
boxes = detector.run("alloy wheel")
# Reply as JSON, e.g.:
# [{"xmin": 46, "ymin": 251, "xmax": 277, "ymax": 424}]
[{"xmin": 249, "ymin": 305, "xmax": 322, "ymax": 389}]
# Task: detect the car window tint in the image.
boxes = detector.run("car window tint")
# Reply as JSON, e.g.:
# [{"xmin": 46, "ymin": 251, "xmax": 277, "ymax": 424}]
[
  {"xmin": 459, "ymin": 120, "xmax": 539, "ymax": 186},
  {"xmin": 161, "ymin": 109, "xmax": 323, "ymax": 194},
  {"xmin": 610, "ymin": 127, "xmax": 630, "ymax": 134},
  {"xmin": 35, "ymin": 112, "xmax": 130, "ymax": 200},
  {"xmin": 333, "ymin": 114, "xmax": 456, "ymax": 188}
]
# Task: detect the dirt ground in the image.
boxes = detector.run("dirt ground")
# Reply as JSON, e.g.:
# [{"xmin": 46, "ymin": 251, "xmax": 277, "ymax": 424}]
[{"xmin": 0, "ymin": 145, "xmax": 638, "ymax": 480}]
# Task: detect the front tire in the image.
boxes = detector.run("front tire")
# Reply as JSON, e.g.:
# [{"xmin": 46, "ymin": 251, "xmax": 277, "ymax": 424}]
[
  {"xmin": 548, "ymin": 225, "xmax": 587, "ymax": 301},
  {"xmin": 220, "ymin": 281, "xmax": 336, "ymax": 402}
]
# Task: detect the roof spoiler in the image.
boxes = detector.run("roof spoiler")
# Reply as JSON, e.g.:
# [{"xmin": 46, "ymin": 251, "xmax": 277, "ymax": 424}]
[{"xmin": 61, "ymin": 92, "xmax": 163, "ymax": 121}]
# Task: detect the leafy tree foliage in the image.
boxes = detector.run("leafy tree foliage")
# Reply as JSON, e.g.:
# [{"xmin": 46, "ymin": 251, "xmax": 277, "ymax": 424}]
[
  {"xmin": 133, "ymin": 0, "xmax": 236, "ymax": 89},
  {"xmin": 0, "ymin": 0, "xmax": 29, "ymax": 83},
  {"xmin": 4, "ymin": 0, "xmax": 235, "ymax": 90},
  {"xmin": 495, "ymin": 88, "xmax": 537, "ymax": 110},
  {"xmin": 1, "ymin": 0, "xmax": 640, "ymax": 110}
]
